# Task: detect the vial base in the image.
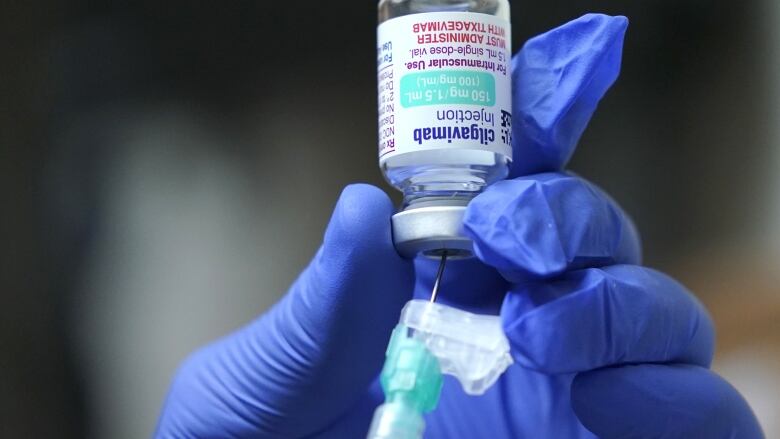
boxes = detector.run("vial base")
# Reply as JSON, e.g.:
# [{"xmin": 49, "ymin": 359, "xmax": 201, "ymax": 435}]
[{"xmin": 378, "ymin": 0, "xmax": 510, "ymax": 23}]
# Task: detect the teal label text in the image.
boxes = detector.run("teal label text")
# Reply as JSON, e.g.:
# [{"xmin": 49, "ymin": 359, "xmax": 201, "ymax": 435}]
[{"xmin": 400, "ymin": 71, "xmax": 495, "ymax": 108}]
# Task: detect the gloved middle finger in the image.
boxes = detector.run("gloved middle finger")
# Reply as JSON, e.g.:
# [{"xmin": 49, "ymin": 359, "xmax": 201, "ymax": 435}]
[{"xmin": 463, "ymin": 172, "xmax": 641, "ymax": 283}]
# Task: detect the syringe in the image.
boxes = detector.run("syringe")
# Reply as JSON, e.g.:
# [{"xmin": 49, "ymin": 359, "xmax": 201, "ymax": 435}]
[
  {"xmin": 366, "ymin": 252, "xmax": 512, "ymax": 438},
  {"xmin": 366, "ymin": 254, "xmax": 448, "ymax": 439}
]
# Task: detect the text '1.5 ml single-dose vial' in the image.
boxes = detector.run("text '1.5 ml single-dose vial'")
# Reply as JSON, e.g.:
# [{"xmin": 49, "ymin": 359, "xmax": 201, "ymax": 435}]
[{"xmin": 377, "ymin": 0, "xmax": 512, "ymax": 259}]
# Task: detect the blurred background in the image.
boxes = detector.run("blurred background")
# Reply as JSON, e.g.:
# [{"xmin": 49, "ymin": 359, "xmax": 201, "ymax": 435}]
[{"xmin": 1, "ymin": 0, "xmax": 779, "ymax": 437}]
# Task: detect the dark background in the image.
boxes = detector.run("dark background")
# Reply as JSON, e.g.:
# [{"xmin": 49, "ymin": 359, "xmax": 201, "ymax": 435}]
[{"xmin": 2, "ymin": 1, "xmax": 778, "ymax": 437}]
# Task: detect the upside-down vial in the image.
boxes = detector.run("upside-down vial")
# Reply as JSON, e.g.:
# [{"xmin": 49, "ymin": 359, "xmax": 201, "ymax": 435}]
[{"xmin": 377, "ymin": 0, "xmax": 512, "ymax": 258}]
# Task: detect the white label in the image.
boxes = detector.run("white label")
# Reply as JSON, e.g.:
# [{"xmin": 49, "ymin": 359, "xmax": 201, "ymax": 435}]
[{"xmin": 377, "ymin": 12, "xmax": 512, "ymax": 164}]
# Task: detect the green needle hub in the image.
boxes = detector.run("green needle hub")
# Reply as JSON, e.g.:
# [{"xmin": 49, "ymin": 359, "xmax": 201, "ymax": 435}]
[{"xmin": 380, "ymin": 325, "xmax": 443, "ymax": 413}]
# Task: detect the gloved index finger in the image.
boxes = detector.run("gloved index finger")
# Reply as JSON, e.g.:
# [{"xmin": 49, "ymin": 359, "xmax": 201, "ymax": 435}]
[{"xmin": 510, "ymin": 13, "xmax": 628, "ymax": 177}]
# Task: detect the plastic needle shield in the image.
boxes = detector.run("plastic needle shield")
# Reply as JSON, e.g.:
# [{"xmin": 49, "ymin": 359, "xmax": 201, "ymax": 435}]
[
  {"xmin": 398, "ymin": 300, "xmax": 513, "ymax": 395},
  {"xmin": 367, "ymin": 301, "xmax": 513, "ymax": 438}
]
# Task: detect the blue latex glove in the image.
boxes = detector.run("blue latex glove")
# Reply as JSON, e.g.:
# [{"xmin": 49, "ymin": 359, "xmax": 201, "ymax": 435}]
[{"xmin": 156, "ymin": 14, "xmax": 763, "ymax": 438}]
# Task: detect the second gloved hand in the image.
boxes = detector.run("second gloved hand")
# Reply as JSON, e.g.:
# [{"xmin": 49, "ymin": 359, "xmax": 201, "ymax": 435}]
[{"xmin": 156, "ymin": 13, "xmax": 764, "ymax": 439}]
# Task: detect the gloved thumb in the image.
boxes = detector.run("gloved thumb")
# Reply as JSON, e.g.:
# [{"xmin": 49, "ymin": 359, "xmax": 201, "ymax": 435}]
[{"xmin": 156, "ymin": 184, "xmax": 415, "ymax": 438}]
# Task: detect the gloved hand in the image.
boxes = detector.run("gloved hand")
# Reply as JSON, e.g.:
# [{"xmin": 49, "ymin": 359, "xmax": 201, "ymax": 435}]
[{"xmin": 155, "ymin": 14, "xmax": 764, "ymax": 439}]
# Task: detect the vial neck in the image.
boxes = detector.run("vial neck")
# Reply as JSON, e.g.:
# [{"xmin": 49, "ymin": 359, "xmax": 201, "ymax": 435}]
[{"xmin": 402, "ymin": 184, "xmax": 484, "ymax": 209}]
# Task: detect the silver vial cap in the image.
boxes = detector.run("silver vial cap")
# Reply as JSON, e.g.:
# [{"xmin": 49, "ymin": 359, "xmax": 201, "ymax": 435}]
[{"xmin": 391, "ymin": 202, "xmax": 474, "ymax": 259}]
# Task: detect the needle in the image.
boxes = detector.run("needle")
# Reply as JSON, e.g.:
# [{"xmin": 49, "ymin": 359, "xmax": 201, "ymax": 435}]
[{"xmin": 430, "ymin": 251, "xmax": 448, "ymax": 303}]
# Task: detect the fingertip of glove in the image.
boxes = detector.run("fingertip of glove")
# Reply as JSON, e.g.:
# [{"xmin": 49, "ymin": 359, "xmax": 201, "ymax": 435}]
[
  {"xmin": 510, "ymin": 13, "xmax": 629, "ymax": 176},
  {"xmin": 567, "ymin": 14, "xmax": 628, "ymax": 41},
  {"xmin": 337, "ymin": 184, "xmax": 394, "ymax": 221},
  {"xmin": 333, "ymin": 182, "xmax": 407, "ymax": 253},
  {"xmin": 581, "ymin": 13, "xmax": 628, "ymax": 27},
  {"xmin": 327, "ymin": 184, "xmax": 396, "ymax": 251}
]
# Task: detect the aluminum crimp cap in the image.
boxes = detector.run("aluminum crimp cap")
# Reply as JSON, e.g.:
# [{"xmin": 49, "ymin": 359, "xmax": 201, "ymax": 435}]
[{"xmin": 391, "ymin": 201, "xmax": 474, "ymax": 259}]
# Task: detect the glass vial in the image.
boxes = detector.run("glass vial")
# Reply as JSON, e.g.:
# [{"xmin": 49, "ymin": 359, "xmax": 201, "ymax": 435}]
[{"xmin": 377, "ymin": 0, "xmax": 512, "ymax": 209}]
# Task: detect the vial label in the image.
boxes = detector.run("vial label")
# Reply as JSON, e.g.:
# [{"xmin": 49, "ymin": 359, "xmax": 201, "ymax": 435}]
[{"xmin": 377, "ymin": 12, "xmax": 512, "ymax": 164}]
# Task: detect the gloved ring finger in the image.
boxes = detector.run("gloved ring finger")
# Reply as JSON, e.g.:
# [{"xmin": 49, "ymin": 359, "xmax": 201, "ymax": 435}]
[{"xmin": 501, "ymin": 265, "xmax": 715, "ymax": 374}]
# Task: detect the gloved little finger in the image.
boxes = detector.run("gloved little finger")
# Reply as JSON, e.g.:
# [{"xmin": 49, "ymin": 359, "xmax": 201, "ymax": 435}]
[
  {"xmin": 572, "ymin": 364, "xmax": 764, "ymax": 438},
  {"xmin": 464, "ymin": 172, "xmax": 641, "ymax": 283},
  {"xmin": 502, "ymin": 265, "xmax": 714, "ymax": 374}
]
